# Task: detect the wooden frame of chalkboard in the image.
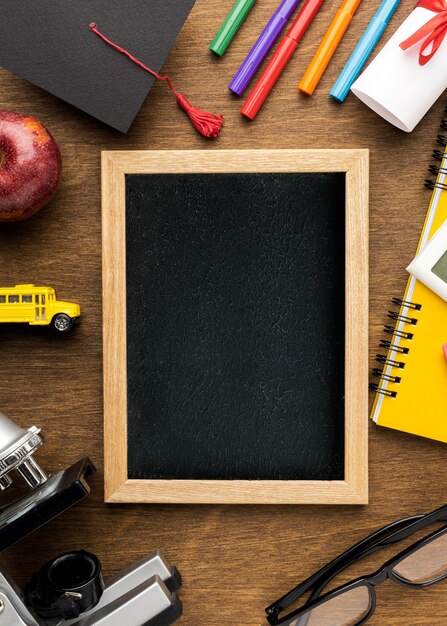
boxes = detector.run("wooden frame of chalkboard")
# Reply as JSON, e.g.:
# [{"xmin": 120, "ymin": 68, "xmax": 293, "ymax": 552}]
[{"xmin": 102, "ymin": 149, "xmax": 368, "ymax": 504}]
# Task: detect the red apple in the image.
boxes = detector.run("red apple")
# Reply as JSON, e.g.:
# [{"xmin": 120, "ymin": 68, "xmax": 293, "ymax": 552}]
[{"xmin": 0, "ymin": 110, "xmax": 62, "ymax": 222}]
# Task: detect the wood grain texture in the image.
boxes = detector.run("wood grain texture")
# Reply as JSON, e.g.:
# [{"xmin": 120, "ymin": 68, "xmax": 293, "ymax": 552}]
[
  {"xmin": 102, "ymin": 152, "xmax": 128, "ymax": 502},
  {"xmin": 102, "ymin": 149, "xmax": 368, "ymax": 504},
  {"xmin": 0, "ymin": 0, "xmax": 446, "ymax": 623}
]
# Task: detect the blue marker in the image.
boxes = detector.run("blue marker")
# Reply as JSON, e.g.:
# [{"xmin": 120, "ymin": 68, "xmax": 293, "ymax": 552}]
[{"xmin": 330, "ymin": 0, "xmax": 401, "ymax": 103}]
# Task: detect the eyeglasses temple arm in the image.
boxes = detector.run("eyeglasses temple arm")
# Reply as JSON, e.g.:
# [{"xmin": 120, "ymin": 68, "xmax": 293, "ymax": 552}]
[
  {"xmin": 266, "ymin": 514, "xmax": 424, "ymax": 621},
  {"xmin": 267, "ymin": 505, "xmax": 447, "ymax": 623},
  {"xmin": 308, "ymin": 507, "xmax": 447, "ymax": 603},
  {"xmin": 307, "ymin": 515, "xmax": 428, "ymax": 603}
]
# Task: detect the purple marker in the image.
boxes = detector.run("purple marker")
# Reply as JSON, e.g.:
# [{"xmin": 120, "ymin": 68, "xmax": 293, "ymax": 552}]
[{"xmin": 229, "ymin": 0, "xmax": 302, "ymax": 96}]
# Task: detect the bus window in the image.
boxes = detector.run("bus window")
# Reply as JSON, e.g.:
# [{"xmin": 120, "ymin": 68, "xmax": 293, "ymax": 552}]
[
  {"xmin": 0, "ymin": 296, "xmax": 5, "ymax": 303},
  {"xmin": 22, "ymin": 295, "xmax": 32, "ymax": 303},
  {"xmin": 8, "ymin": 295, "xmax": 19, "ymax": 303},
  {"xmin": 42, "ymin": 295, "xmax": 46, "ymax": 305},
  {"xmin": 35, "ymin": 295, "xmax": 39, "ymax": 304}
]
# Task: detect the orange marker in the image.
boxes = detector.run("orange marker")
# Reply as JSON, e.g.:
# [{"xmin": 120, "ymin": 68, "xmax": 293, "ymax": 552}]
[{"xmin": 298, "ymin": 0, "xmax": 363, "ymax": 95}]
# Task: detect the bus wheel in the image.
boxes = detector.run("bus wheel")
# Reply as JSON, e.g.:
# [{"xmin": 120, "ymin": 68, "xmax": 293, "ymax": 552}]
[{"xmin": 53, "ymin": 313, "xmax": 73, "ymax": 332}]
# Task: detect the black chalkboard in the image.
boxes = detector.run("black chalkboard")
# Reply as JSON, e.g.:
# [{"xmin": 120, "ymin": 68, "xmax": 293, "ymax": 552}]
[{"xmin": 125, "ymin": 172, "xmax": 345, "ymax": 482}]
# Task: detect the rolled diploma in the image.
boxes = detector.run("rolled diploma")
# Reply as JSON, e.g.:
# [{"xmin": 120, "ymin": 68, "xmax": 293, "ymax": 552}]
[{"xmin": 351, "ymin": 7, "xmax": 447, "ymax": 132}]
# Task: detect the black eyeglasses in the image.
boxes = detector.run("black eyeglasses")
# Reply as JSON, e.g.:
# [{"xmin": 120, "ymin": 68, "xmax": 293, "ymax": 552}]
[{"xmin": 265, "ymin": 503, "xmax": 447, "ymax": 626}]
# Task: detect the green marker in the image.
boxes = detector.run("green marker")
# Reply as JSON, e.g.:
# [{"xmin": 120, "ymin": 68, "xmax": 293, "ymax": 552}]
[{"xmin": 209, "ymin": 0, "xmax": 257, "ymax": 57}]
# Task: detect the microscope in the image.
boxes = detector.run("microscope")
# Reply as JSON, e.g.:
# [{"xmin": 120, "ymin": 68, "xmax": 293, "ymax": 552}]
[{"xmin": 0, "ymin": 411, "xmax": 182, "ymax": 626}]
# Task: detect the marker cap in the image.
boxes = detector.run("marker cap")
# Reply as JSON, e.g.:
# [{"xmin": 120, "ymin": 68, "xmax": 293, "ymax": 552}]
[
  {"xmin": 210, "ymin": 0, "xmax": 257, "ymax": 56},
  {"xmin": 241, "ymin": 36, "xmax": 298, "ymax": 118}
]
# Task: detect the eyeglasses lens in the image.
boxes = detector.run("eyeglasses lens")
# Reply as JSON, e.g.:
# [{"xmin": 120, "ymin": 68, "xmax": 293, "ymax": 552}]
[
  {"xmin": 392, "ymin": 529, "xmax": 447, "ymax": 585},
  {"xmin": 285, "ymin": 585, "xmax": 372, "ymax": 626}
]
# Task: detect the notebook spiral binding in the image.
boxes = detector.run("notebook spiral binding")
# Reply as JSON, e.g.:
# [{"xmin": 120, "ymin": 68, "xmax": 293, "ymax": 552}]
[
  {"xmin": 426, "ymin": 106, "xmax": 447, "ymax": 190},
  {"xmin": 372, "ymin": 115, "xmax": 445, "ymax": 398},
  {"xmin": 370, "ymin": 298, "xmax": 422, "ymax": 398}
]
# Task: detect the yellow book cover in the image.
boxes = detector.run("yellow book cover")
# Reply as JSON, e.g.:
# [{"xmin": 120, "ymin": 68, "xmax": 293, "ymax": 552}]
[{"xmin": 371, "ymin": 158, "xmax": 447, "ymax": 442}]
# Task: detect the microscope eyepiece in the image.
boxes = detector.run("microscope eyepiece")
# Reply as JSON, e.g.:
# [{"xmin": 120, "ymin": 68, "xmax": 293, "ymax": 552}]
[{"xmin": 25, "ymin": 551, "xmax": 105, "ymax": 620}]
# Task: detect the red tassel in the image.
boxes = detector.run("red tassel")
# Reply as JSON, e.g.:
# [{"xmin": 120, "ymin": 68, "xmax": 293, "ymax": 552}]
[
  {"xmin": 89, "ymin": 23, "xmax": 224, "ymax": 138},
  {"xmin": 175, "ymin": 93, "xmax": 223, "ymax": 138}
]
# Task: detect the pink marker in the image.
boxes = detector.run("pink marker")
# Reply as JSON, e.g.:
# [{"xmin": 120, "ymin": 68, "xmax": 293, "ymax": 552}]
[{"xmin": 443, "ymin": 344, "xmax": 447, "ymax": 361}]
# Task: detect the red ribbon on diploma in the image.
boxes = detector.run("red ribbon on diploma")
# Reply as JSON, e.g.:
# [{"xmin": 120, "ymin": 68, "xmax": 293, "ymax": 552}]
[{"xmin": 400, "ymin": 0, "xmax": 447, "ymax": 65}]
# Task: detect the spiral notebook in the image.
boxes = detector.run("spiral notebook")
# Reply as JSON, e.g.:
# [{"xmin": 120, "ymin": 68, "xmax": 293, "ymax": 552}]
[{"xmin": 371, "ymin": 119, "xmax": 447, "ymax": 443}]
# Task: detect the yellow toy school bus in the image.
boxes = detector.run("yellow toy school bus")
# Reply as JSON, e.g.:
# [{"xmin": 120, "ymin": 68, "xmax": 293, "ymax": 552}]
[{"xmin": 0, "ymin": 285, "xmax": 81, "ymax": 332}]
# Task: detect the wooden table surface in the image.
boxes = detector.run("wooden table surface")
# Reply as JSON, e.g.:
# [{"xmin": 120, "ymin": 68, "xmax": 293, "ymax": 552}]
[{"xmin": 1, "ymin": 1, "xmax": 446, "ymax": 624}]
